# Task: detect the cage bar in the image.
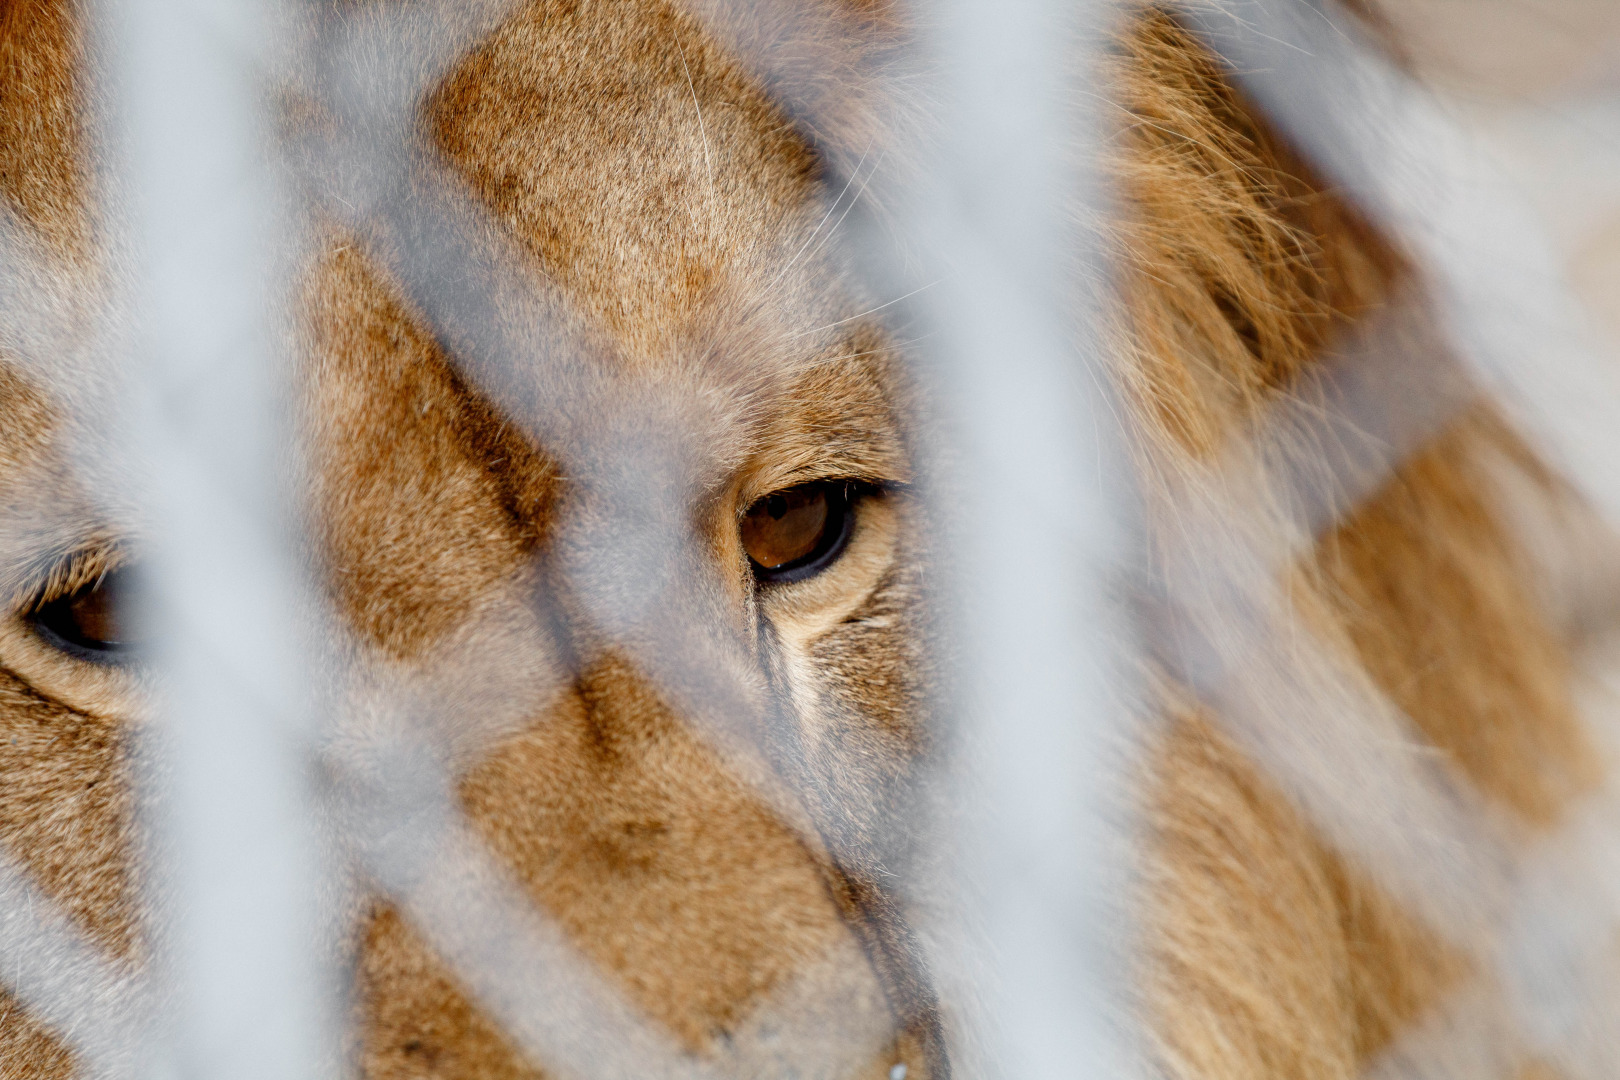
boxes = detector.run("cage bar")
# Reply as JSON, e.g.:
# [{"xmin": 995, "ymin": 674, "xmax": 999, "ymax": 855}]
[
  {"xmin": 109, "ymin": 0, "xmax": 327, "ymax": 1075},
  {"xmin": 909, "ymin": 0, "xmax": 1144, "ymax": 1075}
]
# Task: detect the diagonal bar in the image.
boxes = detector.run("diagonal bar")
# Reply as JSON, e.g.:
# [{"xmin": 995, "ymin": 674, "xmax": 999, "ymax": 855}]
[
  {"xmin": 0, "ymin": 849, "xmax": 154, "ymax": 1080},
  {"xmin": 1176, "ymin": 2, "xmax": 1620, "ymax": 1072},
  {"xmin": 1180, "ymin": 0, "xmax": 1620, "ymax": 534}
]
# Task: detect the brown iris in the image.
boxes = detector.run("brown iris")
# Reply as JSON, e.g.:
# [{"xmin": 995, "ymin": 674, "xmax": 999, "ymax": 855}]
[
  {"xmin": 31, "ymin": 566, "xmax": 139, "ymax": 660},
  {"xmin": 741, "ymin": 481, "xmax": 858, "ymax": 583}
]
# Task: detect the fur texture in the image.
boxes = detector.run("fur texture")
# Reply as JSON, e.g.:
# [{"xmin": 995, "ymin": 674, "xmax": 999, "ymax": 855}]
[
  {"xmin": 1113, "ymin": 11, "xmax": 1609, "ymax": 1078},
  {"xmin": 0, "ymin": 1, "xmax": 1610, "ymax": 1078}
]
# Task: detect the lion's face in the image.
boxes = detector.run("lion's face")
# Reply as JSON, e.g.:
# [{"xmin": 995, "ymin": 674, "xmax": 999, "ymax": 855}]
[
  {"xmin": 7, "ymin": 0, "xmax": 1611, "ymax": 1077},
  {"xmin": 0, "ymin": 0, "xmax": 936, "ymax": 1076}
]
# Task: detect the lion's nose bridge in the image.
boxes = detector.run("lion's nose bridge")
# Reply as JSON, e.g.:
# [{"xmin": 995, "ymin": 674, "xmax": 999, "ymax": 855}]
[
  {"xmin": 452, "ymin": 646, "xmax": 882, "ymax": 1056},
  {"xmin": 534, "ymin": 551, "xmax": 783, "ymax": 787},
  {"xmin": 537, "ymin": 445, "xmax": 770, "ymax": 731},
  {"xmin": 567, "ymin": 651, "xmax": 683, "ymax": 764}
]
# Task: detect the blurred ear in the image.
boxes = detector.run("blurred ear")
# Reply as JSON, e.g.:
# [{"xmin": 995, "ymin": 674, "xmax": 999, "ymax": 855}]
[
  {"xmin": 0, "ymin": 0, "xmax": 87, "ymax": 251},
  {"xmin": 1353, "ymin": 0, "xmax": 1620, "ymax": 98}
]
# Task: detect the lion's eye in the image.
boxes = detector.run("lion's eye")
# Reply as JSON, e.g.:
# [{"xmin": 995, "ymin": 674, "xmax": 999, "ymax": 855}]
[
  {"xmin": 30, "ymin": 567, "xmax": 140, "ymax": 661},
  {"xmin": 742, "ymin": 481, "xmax": 858, "ymax": 584}
]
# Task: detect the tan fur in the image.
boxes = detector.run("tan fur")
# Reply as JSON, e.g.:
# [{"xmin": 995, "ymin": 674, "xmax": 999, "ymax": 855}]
[
  {"xmin": 302, "ymin": 1, "xmax": 933, "ymax": 1073},
  {"xmin": 0, "ymin": 0, "xmax": 84, "ymax": 252},
  {"xmin": 0, "ymin": 2, "xmax": 141, "ymax": 1073},
  {"xmin": 1147, "ymin": 703, "xmax": 1469, "ymax": 1079},
  {"xmin": 1317, "ymin": 413, "xmax": 1599, "ymax": 827},
  {"xmin": 1114, "ymin": 10, "xmax": 1602, "ymax": 1078},
  {"xmin": 0, "ymin": 0, "xmax": 1610, "ymax": 1077}
]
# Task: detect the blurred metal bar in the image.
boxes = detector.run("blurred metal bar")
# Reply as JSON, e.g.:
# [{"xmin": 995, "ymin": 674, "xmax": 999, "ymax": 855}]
[
  {"xmin": 0, "ymin": 852, "xmax": 152, "ymax": 1078},
  {"xmin": 106, "ymin": 0, "xmax": 327, "ymax": 1075},
  {"xmin": 911, "ymin": 0, "xmax": 1143, "ymax": 1074},
  {"xmin": 1182, "ymin": 0, "xmax": 1620, "ymax": 534},
  {"xmin": 1180, "ymin": 3, "xmax": 1620, "ymax": 1074},
  {"xmin": 1146, "ymin": 289, "xmax": 1509, "ymax": 941}
]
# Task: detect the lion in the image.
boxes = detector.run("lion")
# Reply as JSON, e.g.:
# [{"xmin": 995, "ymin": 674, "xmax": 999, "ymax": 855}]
[{"xmin": 0, "ymin": 0, "xmax": 1614, "ymax": 1077}]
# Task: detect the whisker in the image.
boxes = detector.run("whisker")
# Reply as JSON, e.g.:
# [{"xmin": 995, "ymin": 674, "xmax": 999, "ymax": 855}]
[
  {"xmin": 793, "ymin": 149, "xmax": 889, "ymax": 285},
  {"xmin": 761, "ymin": 140, "xmax": 877, "ymax": 297},
  {"xmin": 788, "ymin": 280, "xmax": 942, "ymax": 341},
  {"xmin": 675, "ymin": 40, "xmax": 717, "ymax": 214}
]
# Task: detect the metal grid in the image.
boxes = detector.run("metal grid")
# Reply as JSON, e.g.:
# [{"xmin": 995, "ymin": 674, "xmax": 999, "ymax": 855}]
[{"xmin": 0, "ymin": 0, "xmax": 1616, "ymax": 1076}]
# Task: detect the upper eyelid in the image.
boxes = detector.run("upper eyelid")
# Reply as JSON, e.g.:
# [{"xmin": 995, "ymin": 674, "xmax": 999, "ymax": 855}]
[
  {"xmin": 14, "ymin": 546, "xmax": 126, "ymax": 615},
  {"xmin": 736, "ymin": 475, "xmax": 894, "ymax": 516}
]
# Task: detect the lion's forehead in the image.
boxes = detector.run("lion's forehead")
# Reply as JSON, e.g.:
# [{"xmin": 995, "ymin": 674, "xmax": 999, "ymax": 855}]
[{"xmin": 428, "ymin": 0, "xmax": 833, "ymax": 363}]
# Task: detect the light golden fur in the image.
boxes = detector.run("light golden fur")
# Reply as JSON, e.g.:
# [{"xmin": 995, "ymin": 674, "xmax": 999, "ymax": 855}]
[{"xmin": 0, "ymin": 0, "xmax": 1610, "ymax": 1077}]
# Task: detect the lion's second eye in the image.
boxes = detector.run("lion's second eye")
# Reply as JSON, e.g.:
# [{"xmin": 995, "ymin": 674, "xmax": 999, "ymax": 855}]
[
  {"xmin": 742, "ymin": 481, "xmax": 856, "ymax": 584},
  {"xmin": 31, "ymin": 567, "xmax": 140, "ymax": 661}
]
